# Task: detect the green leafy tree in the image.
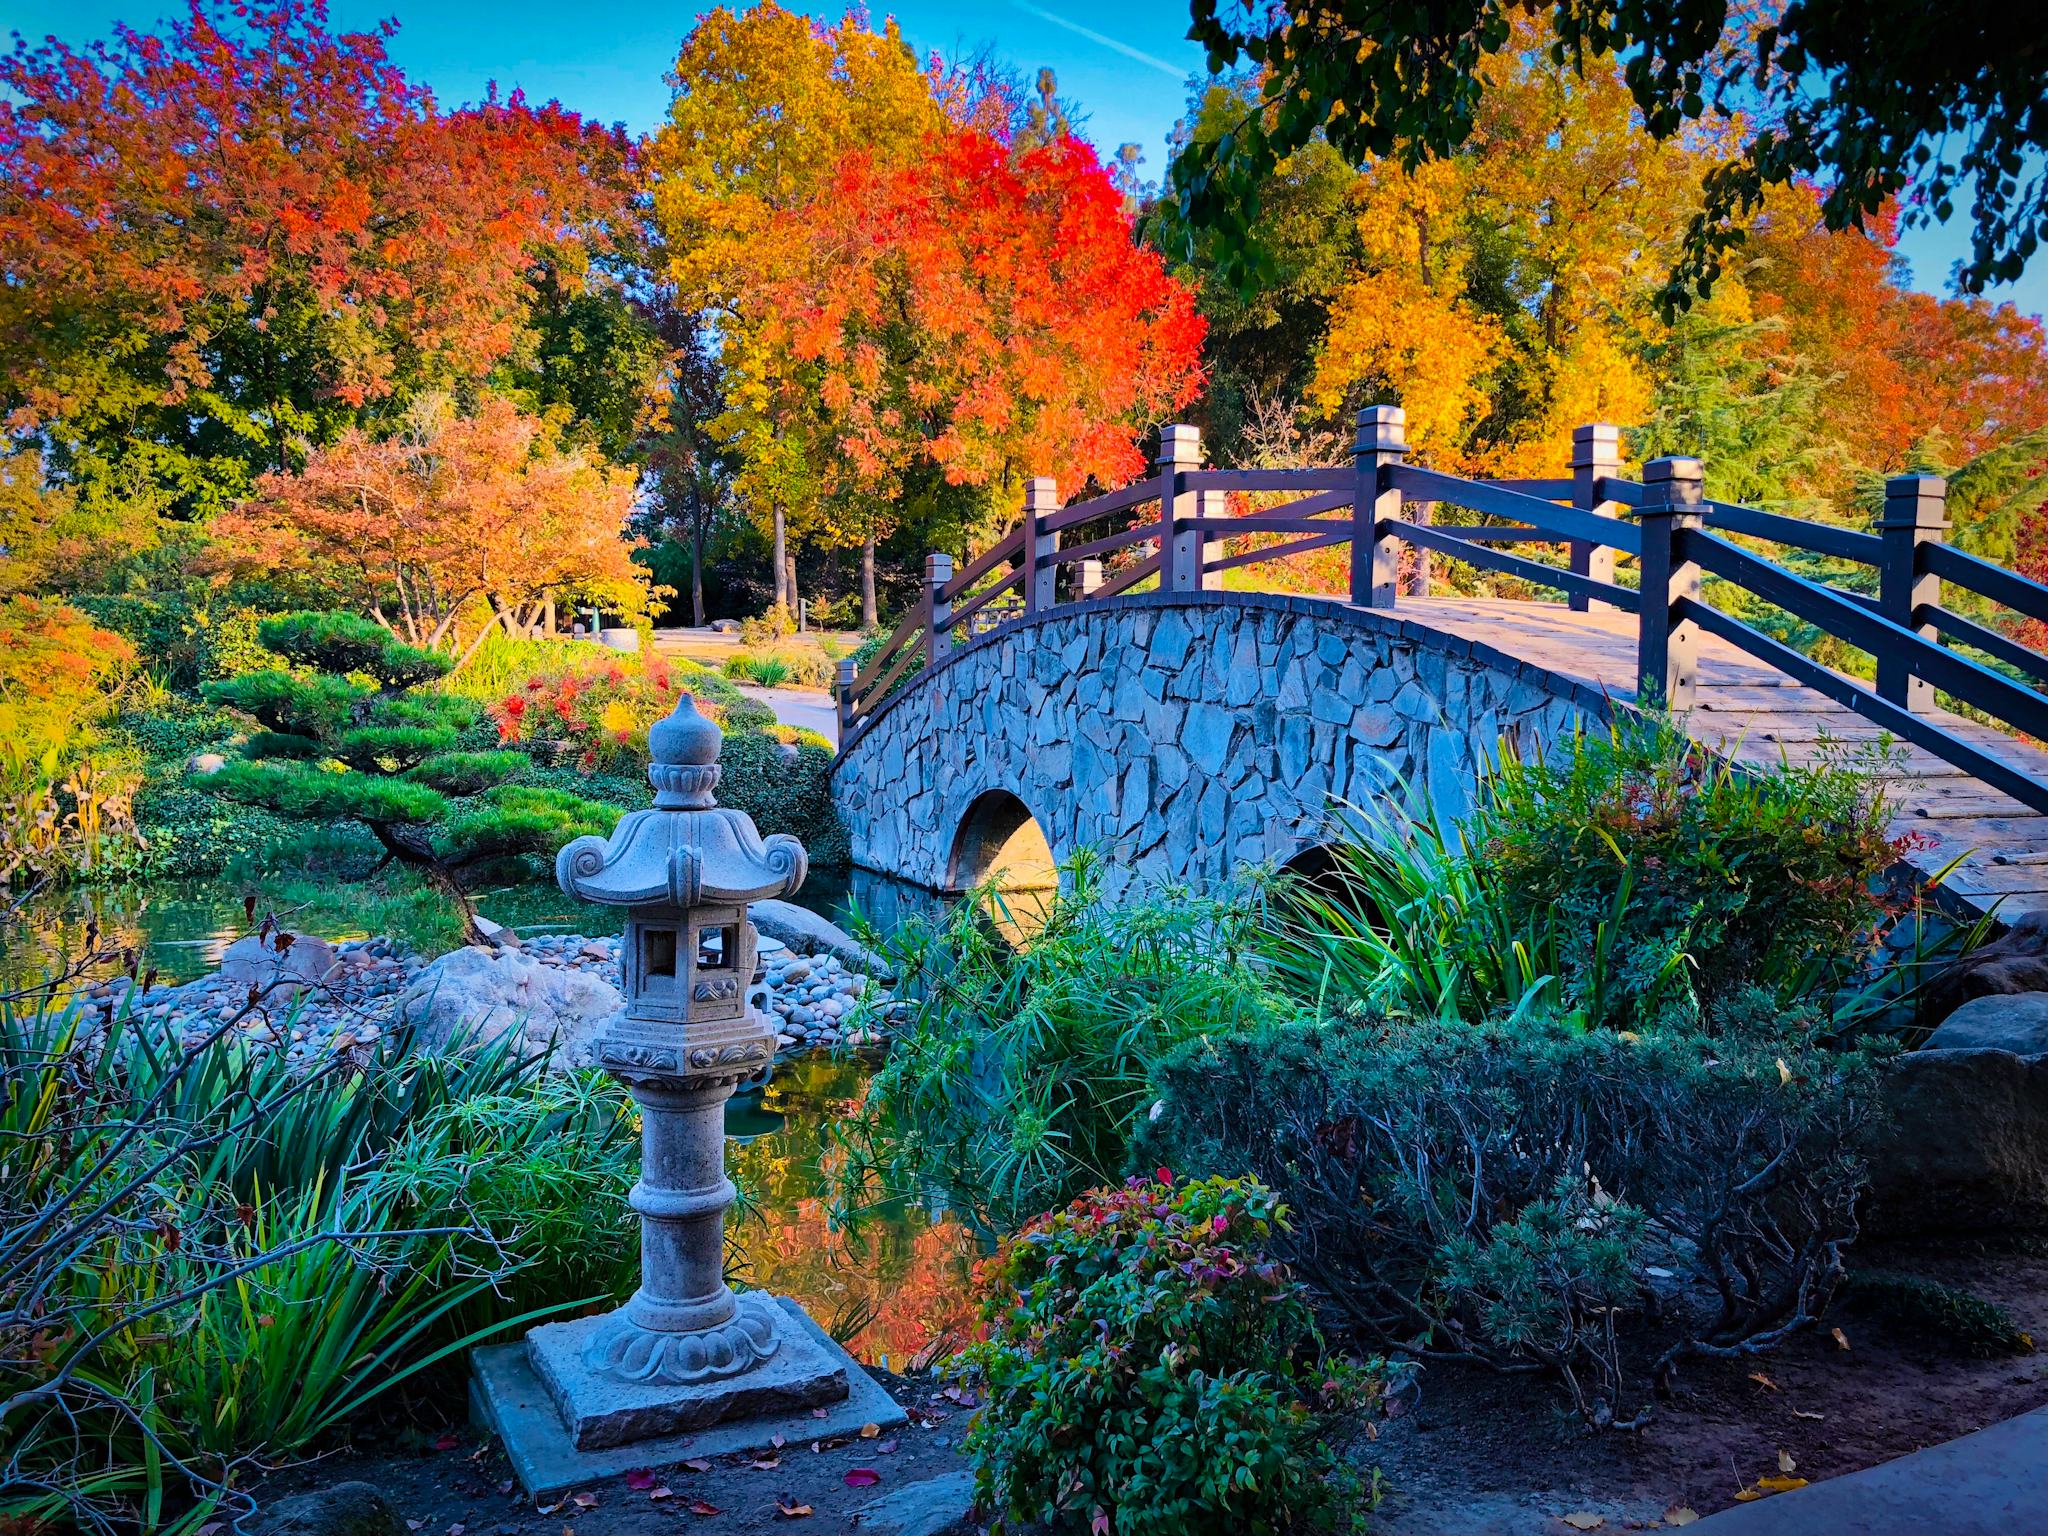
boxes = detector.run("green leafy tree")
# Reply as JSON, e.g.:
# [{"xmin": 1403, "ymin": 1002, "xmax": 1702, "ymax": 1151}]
[
  {"xmin": 1173, "ymin": 0, "xmax": 2047, "ymax": 307},
  {"xmin": 201, "ymin": 613, "xmax": 618, "ymax": 942}
]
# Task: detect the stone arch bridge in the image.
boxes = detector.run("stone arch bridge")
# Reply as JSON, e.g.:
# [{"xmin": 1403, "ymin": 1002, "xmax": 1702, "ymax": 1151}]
[{"xmin": 831, "ymin": 412, "xmax": 2048, "ymax": 924}]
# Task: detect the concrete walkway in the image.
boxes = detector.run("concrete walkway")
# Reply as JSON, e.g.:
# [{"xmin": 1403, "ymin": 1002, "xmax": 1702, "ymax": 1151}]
[
  {"xmin": 742, "ymin": 684, "xmax": 837, "ymax": 744},
  {"xmin": 1691, "ymin": 1401, "xmax": 2048, "ymax": 1533}
]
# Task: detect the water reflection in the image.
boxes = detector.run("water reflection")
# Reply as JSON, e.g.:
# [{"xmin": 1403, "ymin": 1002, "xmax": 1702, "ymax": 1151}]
[{"xmin": 726, "ymin": 1053, "xmax": 982, "ymax": 1369}]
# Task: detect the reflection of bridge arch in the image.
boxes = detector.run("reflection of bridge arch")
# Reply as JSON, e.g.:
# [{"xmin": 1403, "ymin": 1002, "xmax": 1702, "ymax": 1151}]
[{"xmin": 947, "ymin": 789, "xmax": 1057, "ymax": 893}]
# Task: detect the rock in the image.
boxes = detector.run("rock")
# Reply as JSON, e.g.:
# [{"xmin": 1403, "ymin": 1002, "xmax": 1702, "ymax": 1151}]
[
  {"xmin": 1921, "ymin": 911, "xmax": 2048, "ymax": 1025},
  {"xmin": 187, "ymin": 751, "xmax": 228, "ymax": 775},
  {"xmin": 849, "ymin": 1470, "xmax": 976, "ymax": 1536},
  {"xmin": 1865, "ymin": 1045, "xmax": 2048, "ymax": 1236},
  {"xmin": 473, "ymin": 914, "xmax": 520, "ymax": 949},
  {"xmin": 218, "ymin": 932, "xmax": 339, "ymax": 999},
  {"xmin": 709, "ymin": 617, "xmax": 742, "ymax": 633},
  {"xmin": 750, "ymin": 898, "xmax": 892, "ymax": 978},
  {"xmin": 579, "ymin": 939, "xmax": 613, "ymax": 961},
  {"xmin": 399, "ymin": 945, "xmax": 623, "ymax": 1067},
  {"xmin": 254, "ymin": 1481, "xmax": 406, "ymax": 1536},
  {"xmin": 1923, "ymin": 994, "xmax": 2048, "ymax": 1055}
]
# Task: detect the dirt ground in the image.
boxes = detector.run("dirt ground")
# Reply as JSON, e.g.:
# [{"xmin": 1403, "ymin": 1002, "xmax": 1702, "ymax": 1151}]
[
  {"xmin": 259, "ymin": 1240, "xmax": 2048, "ymax": 1536},
  {"xmin": 256, "ymin": 1371, "xmax": 975, "ymax": 1536},
  {"xmin": 1369, "ymin": 1235, "xmax": 2048, "ymax": 1533}
]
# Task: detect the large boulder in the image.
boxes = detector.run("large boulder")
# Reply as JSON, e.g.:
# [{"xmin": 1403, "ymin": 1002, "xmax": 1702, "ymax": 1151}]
[
  {"xmin": 850, "ymin": 1471, "xmax": 977, "ymax": 1536},
  {"xmin": 219, "ymin": 931, "xmax": 339, "ymax": 1000},
  {"xmin": 1864, "ymin": 1040, "xmax": 2048, "ymax": 1237},
  {"xmin": 750, "ymin": 898, "xmax": 892, "ymax": 978},
  {"xmin": 1920, "ymin": 911, "xmax": 2048, "ymax": 1026},
  {"xmin": 399, "ymin": 945, "xmax": 622, "ymax": 1067},
  {"xmin": 1922, "ymin": 993, "xmax": 2048, "ymax": 1055},
  {"xmin": 255, "ymin": 1482, "xmax": 405, "ymax": 1536}
]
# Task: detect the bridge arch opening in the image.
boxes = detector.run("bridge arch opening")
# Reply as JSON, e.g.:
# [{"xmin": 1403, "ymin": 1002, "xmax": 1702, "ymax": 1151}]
[{"xmin": 947, "ymin": 789, "xmax": 1057, "ymax": 894}]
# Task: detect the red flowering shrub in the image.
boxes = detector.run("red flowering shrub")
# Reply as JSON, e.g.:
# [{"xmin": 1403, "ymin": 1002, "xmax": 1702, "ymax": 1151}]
[
  {"xmin": 956, "ymin": 1173, "xmax": 1389, "ymax": 1536},
  {"xmin": 488, "ymin": 654, "xmax": 763, "ymax": 772}
]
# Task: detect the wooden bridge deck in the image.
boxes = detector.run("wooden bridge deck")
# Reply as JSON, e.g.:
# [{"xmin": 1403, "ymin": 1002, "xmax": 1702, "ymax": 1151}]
[{"xmin": 1396, "ymin": 596, "xmax": 2048, "ymax": 923}]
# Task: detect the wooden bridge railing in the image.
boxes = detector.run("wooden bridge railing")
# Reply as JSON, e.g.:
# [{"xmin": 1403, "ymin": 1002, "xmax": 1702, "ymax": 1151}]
[{"xmin": 834, "ymin": 407, "xmax": 2048, "ymax": 813}]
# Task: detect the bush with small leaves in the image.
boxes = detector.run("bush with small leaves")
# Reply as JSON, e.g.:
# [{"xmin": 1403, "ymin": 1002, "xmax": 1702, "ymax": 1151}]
[{"xmin": 956, "ymin": 1174, "xmax": 1390, "ymax": 1536}]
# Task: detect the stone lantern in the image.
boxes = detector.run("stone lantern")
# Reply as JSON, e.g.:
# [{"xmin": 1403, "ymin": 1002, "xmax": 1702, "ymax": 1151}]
[{"xmin": 472, "ymin": 694, "xmax": 901, "ymax": 1493}]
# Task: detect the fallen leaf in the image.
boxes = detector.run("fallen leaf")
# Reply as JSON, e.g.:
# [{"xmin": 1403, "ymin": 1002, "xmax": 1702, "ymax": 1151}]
[
  {"xmin": 1560, "ymin": 1515, "xmax": 1604, "ymax": 1531},
  {"xmin": 1664, "ymin": 1508, "xmax": 1699, "ymax": 1527},
  {"xmin": 1747, "ymin": 1371, "xmax": 1779, "ymax": 1391},
  {"xmin": 432, "ymin": 1434, "xmax": 461, "ymax": 1452},
  {"xmin": 496, "ymin": 1481, "xmax": 513, "ymax": 1497},
  {"xmin": 810, "ymin": 1407, "xmax": 830, "ymax": 1420},
  {"xmin": 1778, "ymin": 1449, "xmax": 1797, "ymax": 1474},
  {"xmin": 647, "ymin": 1487, "xmax": 673, "ymax": 1502},
  {"xmin": 681, "ymin": 1458, "xmax": 712, "ymax": 1473},
  {"xmin": 843, "ymin": 1468, "xmax": 881, "ymax": 1489},
  {"xmin": 533, "ymin": 1505, "xmax": 561, "ymax": 1518},
  {"xmin": 624, "ymin": 1469, "xmax": 656, "ymax": 1491},
  {"xmin": 687, "ymin": 1500, "xmax": 722, "ymax": 1516},
  {"xmin": 859, "ymin": 1422, "xmax": 881, "ymax": 1438},
  {"xmin": 447, "ymin": 1525, "xmax": 465, "ymax": 1536},
  {"xmin": 874, "ymin": 1438, "xmax": 899, "ymax": 1455},
  {"xmin": 1733, "ymin": 1491, "xmax": 1761, "ymax": 1504},
  {"xmin": 1832, "ymin": 1326, "xmax": 1851, "ymax": 1351},
  {"xmin": 571, "ymin": 1493, "xmax": 597, "ymax": 1510},
  {"xmin": 408, "ymin": 1523, "xmax": 426, "ymax": 1532},
  {"xmin": 772, "ymin": 1434, "xmax": 786, "ymax": 1448},
  {"xmin": 1757, "ymin": 1476, "xmax": 1808, "ymax": 1493},
  {"xmin": 748, "ymin": 1456, "xmax": 782, "ymax": 1471},
  {"xmin": 774, "ymin": 1499, "xmax": 812, "ymax": 1519},
  {"xmin": 1792, "ymin": 1409, "xmax": 1826, "ymax": 1422}
]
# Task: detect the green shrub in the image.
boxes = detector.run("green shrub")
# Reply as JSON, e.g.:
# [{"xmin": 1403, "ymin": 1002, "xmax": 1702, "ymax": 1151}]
[
  {"xmin": 1269, "ymin": 715, "xmax": 1928, "ymax": 1033},
  {"xmin": 716, "ymin": 729, "xmax": 848, "ymax": 869},
  {"xmin": 1839, "ymin": 1269, "xmax": 2036, "ymax": 1358},
  {"xmin": 845, "ymin": 859, "xmax": 1289, "ymax": 1229},
  {"xmin": 957, "ymin": 1174, "xmax": 1388, "ymax": 1536},
  {"xmin": 1138, "ymin": 1005, "xmax": 1887, "ymax": 1426}
]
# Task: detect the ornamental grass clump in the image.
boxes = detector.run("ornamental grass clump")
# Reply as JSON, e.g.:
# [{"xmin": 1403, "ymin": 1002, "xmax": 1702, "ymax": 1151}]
[
  {"xmin": 1268, "ymin": 714, "xmax": 1942, "ymax": 1033},
  {"xmin": 957, "ymin": 1174, "xmax": 1390, "ymax": 1536}
]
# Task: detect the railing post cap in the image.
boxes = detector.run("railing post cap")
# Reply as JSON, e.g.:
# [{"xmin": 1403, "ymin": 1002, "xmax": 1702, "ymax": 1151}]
[
  {"xmin": 925, "ymin": 551, "xmax": 954, "ymax": 582},
  {"xmin": 1354, "ymin": 404, "xmax": 1407, "ymax": 453},
  {"xmin": 1573, "ymin": 422, "xmax": 1620, "ymax": 445},
  {"xmin": 1643, "ymin": 456, "xmax": 1704, "ymax": 484},
  {"xmin": 1157, "ymin": 424, "xmax": 1202, "ymax": 465},
  {"xmin": 1023, "ymin": 475, "xmax": 1059, "ymax": 508},
  {"xmin": 1571, "ymin": 422, "xmax": 1622, "ymax": 470},
  {"xmin": 1882, "ymin": 473, "xmax": 1950, "ymax": 527},
  {"xmin": 834, "ymin": 657, "xmax": 857, "ymax": 683}
]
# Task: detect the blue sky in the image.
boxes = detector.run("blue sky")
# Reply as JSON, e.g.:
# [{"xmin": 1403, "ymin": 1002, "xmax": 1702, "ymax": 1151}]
[{"xmin": 4, "ymin": 0, "xmax": 2042, "ymax": 318}]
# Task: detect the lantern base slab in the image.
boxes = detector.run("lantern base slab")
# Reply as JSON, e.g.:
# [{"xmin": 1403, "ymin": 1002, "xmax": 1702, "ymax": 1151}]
[{"xmin": 472, "ymin": 1296, "xmax": 907, "ymax": 1497}]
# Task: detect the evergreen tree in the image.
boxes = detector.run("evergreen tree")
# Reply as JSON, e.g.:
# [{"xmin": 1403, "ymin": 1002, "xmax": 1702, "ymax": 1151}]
[{"xmin": 202, "ymin": 613, "xmax": 618, "ymax": 942}]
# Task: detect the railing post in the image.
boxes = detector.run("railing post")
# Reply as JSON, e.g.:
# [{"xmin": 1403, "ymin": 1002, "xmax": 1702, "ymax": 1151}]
[
  {"xmin": 1022, "ymin": 476, "xmax": 1060, "ymax": 615},
  {"xmin": 1404, "ymin": 500, "xmax": 1433, "ymax": 598},
  {"xmin": 1076, "ymin": 558, "xmax": 1104, "ymax": 598},
  {"xmin": 1570, "ymin": 422, "xmax": 1623, "ymax": 612},
  {"xmin": 1158, "ymin": 424, "xmax": 1204, "ymax": 593},
  {"xmin": 834, "ymin": 657, "xmax": 856, "ymax": 735},
  {"xmin": 1878, "ymin": 474, "xmax": 1948, "ymax": 713},
  {"xmin": 1352, "ymin": 405, "xmax": 1406, "ymax": 608},
  {"xmin": 925, "ymin": 552, "xmax": 954, "ymax": 664},
  {"xmin": 1195, "ymin": 483, "xmax": 1226, "ymax": 592},
  {"xmin": 1636, "ymin": 456, "xmax": 1704, "ymax": 712}
]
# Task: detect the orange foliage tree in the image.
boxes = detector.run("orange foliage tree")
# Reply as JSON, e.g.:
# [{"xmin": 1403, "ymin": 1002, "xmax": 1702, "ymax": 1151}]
[
  {"xmin": 0, "ymin": 0, "xmax": 632, "ymax": 518},
  {"xmin": 208, "ymin": 397, "xmax": 649, "ymax": 661}
]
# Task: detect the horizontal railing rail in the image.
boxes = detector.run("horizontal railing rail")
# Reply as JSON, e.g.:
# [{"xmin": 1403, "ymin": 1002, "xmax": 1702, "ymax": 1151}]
[{"xmin": 836, "ymin": 409, "xmax": 2048, "ymax": 816}]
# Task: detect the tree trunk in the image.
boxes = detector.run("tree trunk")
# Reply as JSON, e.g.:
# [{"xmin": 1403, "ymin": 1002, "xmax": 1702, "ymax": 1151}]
[
  {"xmin": 861, "ymin": 530, "xmax": 878, "ymax": 630},
  {"xmin": 691, "ymin": 512, "xmax": 708, "ymax": 628},
  {"xmin": 542, "ymin": 597, "xmax": 556, "ymax": 637},
  {"xmin": 785, "ymin": 551, "xmax": 800, "ymax": 627},
  {"xmin": 772, "ymin": 504, "xmax": 788, "ymax": 613},
  {"xmin": 370, "ymin": 822, "xmax": 487, "ymax": 946}
]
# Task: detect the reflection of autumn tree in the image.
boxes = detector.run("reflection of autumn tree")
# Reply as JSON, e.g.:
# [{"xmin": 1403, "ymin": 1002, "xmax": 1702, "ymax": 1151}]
[{"xmin": 726, "ymin": 1056, "xmax": 980, "ymax": 1366}]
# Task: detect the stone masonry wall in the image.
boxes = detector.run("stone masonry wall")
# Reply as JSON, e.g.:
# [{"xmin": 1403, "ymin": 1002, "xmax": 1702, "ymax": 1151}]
[{"xmin": 831, "ymin": 591, "xmax": 1614, "ymax": 891}]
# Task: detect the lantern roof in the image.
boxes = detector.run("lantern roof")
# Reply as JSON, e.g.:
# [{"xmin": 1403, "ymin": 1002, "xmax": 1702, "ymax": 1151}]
[{"xmin": 555, "ymin": 694, "xmax": 808, "ymax": 908}]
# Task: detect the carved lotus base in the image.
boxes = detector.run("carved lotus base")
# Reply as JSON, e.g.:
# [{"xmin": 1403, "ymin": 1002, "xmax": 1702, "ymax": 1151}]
[
  {"xmin": 584, "ymin": 1290, "xmax": 781, "ymax": 1385},
  {"xmin": 523, "ymin": 1293, "xmax": 850, "ymax": 1451}
]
